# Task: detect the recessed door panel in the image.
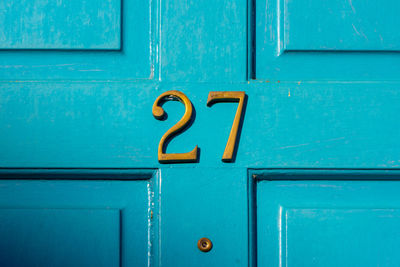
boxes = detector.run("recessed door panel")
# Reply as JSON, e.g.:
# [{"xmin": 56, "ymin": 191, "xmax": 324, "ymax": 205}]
[
  {"xmin": 0, "ymin": 209, "xmax": 120, "ymax": 267},
  {"xmin": 0, "ymin": 0, "xmax": 121, "ymax": 50},
  {"xmin": 284, "ymin": 0, "xmax": 399, "ymax": 51},
  {"xmin": 0, "ymin": 175, "xmax": 158, "ymax": 267},
  {"xmin": 255, "ymin": 0, "xmax": 400, "ymax": 80},
  {"xmin": 0, "ymin": 0, "xmax": 152, "ymax": 80},
  {"xmin": 283, "ymin": 208, "xmax": 400, "ymax": 266},
  {"xmin": 254, "ymin": 178, "xmax": 400, "ymax": 266}
]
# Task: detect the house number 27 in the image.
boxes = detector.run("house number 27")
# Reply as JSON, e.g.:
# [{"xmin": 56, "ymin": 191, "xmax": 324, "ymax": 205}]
[{"xmin": 152, "ymin": 90, "xmax": 246, "ymax": 163}]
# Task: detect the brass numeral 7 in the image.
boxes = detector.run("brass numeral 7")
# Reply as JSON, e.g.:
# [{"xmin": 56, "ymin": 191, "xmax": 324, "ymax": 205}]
[{"xmin": 207, "ymin": 91, "xmax": 246, "ymax": 162}]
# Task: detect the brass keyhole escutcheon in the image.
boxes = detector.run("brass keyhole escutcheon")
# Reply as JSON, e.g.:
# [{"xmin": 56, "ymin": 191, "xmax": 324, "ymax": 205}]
[{"xmin": 197, "ymin": 237, "xmax": 213, "ymax": 252}]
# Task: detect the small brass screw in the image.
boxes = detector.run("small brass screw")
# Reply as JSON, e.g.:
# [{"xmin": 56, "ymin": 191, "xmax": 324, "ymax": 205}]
[{"xmin": 197, "ymin": 237, "xmax": 213, "ymax": 252}]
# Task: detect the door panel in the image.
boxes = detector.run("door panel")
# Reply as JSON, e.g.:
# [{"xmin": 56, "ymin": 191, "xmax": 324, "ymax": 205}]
[
  {"xmin": 251, "ymin": 171, "xmax": 400, "ymax": 267},
  {"xmin": 0, "ymin": 0, "xmax": 152, "ymax": 80},
  {"xmin": 0, "ymin": 170, "xmax": 159, "ymax": 267},
  {"xmin": 282, "ymin": 208, "xmax": 400, "ymax": 267},
  {"xmin": 284, "ymin": 0, "xmax": 400, "ymax": 51},
  {"xmin": 0, "ymin": 0, "xmax": 121, "ymax": 50},
  {"xmin": 0, "ymin": 209, "xmax": 120, "ymax": 267},
  {"xmin": 255, "ymin": 0, "xmax": 400, "ymax": 80}
]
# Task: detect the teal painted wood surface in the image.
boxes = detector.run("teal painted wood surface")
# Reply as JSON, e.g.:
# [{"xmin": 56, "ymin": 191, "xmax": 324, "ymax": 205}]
[
  {"xmin": 0, "ymin": 209, "xmax": 120, "ymax": 266},
  {"xmin": 2, "ymin": 81, "xmax": 400, "ymax": 168},
  {"xmin": 0, "ymin": 170, "xmax": 160, "ymax": 266},
  {"xmin": 252, "ymin": 171, "xmax": 400, "ymax": 267},
  {"xmin": 0, "ymin": 0, "xmax": 152, "ymax": 80},
  {"xmin": 0, "ymin": 0, "xmax": 121, "ymax": 49},
  {"xmin": 255, "ymin": 0, "xmax": 400, "ymax": 81},
  {"xmin": 283, "ymin": 0, "xmax": 400, "ymax": 51},
  {"xmin": 1, "ymin": 0, "xmax": 400, "ymax": 266}
]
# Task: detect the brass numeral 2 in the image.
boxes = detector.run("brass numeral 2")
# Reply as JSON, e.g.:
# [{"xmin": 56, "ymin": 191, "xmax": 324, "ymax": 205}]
[
  {"xmin": 152, "ymin": 90, "xmax": 198, "ymax": 163},
  {"xmin": 152, "ymin": 90, "xmax": 246, "ymax": 163}
]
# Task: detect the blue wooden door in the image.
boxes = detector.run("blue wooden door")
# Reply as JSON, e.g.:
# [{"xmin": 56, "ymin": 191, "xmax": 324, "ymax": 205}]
[{"xmin": 1, "ymin": 0, "xmax": 400, "ymax": 266}]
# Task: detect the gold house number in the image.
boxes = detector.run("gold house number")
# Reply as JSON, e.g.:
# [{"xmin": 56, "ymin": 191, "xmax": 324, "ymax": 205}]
[{"xmin": 152, "ymin": 90, "xmax": 246, "ymax": 163}]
